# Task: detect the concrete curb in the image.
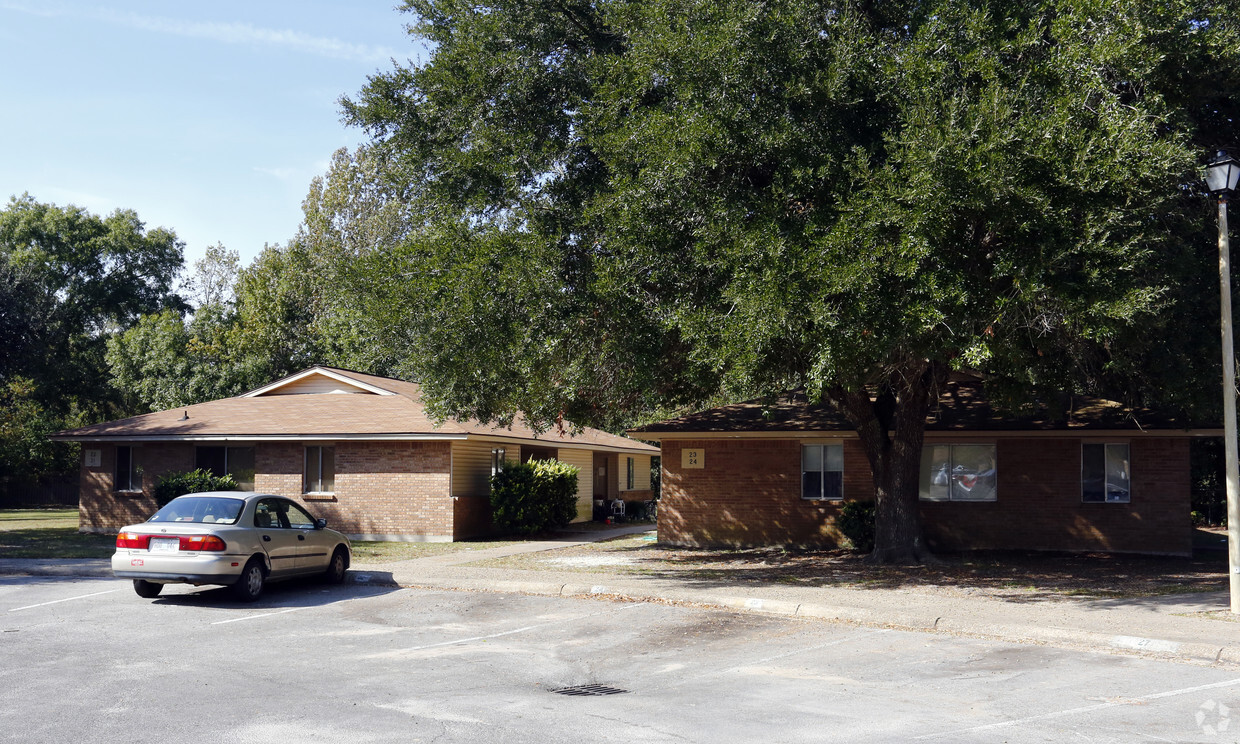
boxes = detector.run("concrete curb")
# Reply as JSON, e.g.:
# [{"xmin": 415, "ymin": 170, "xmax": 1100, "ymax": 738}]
[
  {"xmin": 368, "ymin": 573, "xmax": 1240, "ymax": 667},
  {"xmin": 6, "ymin": 558, "xmax": 1237, "ymax": 668}
]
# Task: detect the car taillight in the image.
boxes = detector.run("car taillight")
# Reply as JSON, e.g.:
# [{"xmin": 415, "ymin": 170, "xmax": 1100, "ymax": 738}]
[
  {"xmin": 180, "ymin": 535, "xmax": 226, "ymax": 552},
  {"xmin": 116, "ymin": 532, "xmax": 150, "ymax": 549}
]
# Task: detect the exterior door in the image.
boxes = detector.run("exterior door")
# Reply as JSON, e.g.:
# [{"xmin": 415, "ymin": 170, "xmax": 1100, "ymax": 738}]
[
  {"xmin": 593, "ymin": 453, "xmax": 608, "ymax": 499},
  {"xmin": 283, "ymin": 499, "xmax": 331, "ymax": 572},
  {"xmin": 253, "ymin": 498, "xmax": 300, "ymax": 578}
]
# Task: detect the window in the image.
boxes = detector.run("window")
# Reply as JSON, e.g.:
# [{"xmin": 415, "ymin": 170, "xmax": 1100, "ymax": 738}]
[
  {"xmin": 920, "ymin": 444, "xmax": 997, "ymax": 501},
  {"xmin": 626, "ymin": 457, "xmax": 635, "ymax": 490},
  {"xmin": 195, "ymin": 446, "xmax": 256, "ymax": 491},
  {"xmin": 802, "ymin": 443, "xmax": 844, "ymax": 500},
  {"xmin": 304, "ymin": 446, "xmax": 335, "ymax": 494},
  {"xmin": 1082, "ymin": 443, "xmax": 1130, "ymax": 503},
  {"xmin": 491, "ymin": 448, "xmax": 506, "ymax": 478},
  {"xmin": 114, "ymin": 446, "xmax": 140, "ymax": 492}
]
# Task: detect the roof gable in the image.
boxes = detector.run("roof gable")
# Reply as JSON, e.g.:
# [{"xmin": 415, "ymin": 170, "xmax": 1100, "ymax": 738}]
[{"xmin": 241, "ymin": 367, "xmax": 396, "ymax": 397}]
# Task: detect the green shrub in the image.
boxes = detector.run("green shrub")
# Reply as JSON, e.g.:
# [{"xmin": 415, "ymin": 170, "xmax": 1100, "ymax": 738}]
[
  {"xmin": 838, "ymin": 501, "xmax": 876, "ymax": 553},
  {"xmin": 153, "ymin": 468, "xmax": 239, "ymax": 508},
  {"xmin": 490, "ymin": 460, "xmax": 580, "ymax": 535}
]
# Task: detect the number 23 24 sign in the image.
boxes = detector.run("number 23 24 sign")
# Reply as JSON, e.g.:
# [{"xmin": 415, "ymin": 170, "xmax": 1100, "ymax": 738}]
[{"xmin": 681, "ymin": 449, "xmax": 704, "ymax": 469}]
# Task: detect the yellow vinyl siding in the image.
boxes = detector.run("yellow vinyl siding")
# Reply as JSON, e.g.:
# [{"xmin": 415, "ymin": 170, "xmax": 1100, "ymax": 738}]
[
  {"xmin": 556, "ymin": 447, "xmax": 595, "ymax": 522},
  {"xmin": 616, "ymin": 454, "xmax": 652, "ymax": 492},
  {"xmin": 451, "ymin": 440, "xmax": 514, "ymax": 497},
  {"xmin": 263, "ymin": 374, "xmax": 375, "ymax": 395}
]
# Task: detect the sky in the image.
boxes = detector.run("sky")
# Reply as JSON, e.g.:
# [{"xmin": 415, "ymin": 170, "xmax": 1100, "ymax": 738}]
[{"xmin": 0, "ymin": 0, "xmax": 425, "ymax": 269}]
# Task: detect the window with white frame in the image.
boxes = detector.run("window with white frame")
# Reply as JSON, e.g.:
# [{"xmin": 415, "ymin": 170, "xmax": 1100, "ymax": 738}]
[
  {"xmin": 114, "ymin": 445, "xmax": 140, "ymax": 492},
  {"xmin": 802, "ymin": 443, "xmax": 844, "ymax": 500},
  {"xmin": 304, "ymin": 446, "xmax": 335, "ymax": 494},
  {"xmin": 491, "ymin": 448, "xmax": 506, "ymax": 478},
  {"xmin": 626, "ymin": 457, "xmax": 635, "ymax": 490},
  {"xmin": 1082, "ymin": 443, "xmax": 1130, "ymax": 503},
  {"xmin": 920, "ymin": 444, "xmax": 997, "ymax": 501}
]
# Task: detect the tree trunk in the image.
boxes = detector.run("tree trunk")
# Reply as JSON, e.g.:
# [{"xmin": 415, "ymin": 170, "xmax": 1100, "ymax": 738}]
[{"xmin": 829, "ymin": 359, "xmax": 946, "ymax": 564}]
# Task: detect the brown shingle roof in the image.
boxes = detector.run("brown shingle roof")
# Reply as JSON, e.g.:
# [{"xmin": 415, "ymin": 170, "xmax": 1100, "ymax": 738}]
[
  {"xmin": 629, "ymin": 380, "xmax": 1201, "ymax": 437},
  {"xmin": 54, "ymin": 366, "xmax": 657, "ymax": 453}
]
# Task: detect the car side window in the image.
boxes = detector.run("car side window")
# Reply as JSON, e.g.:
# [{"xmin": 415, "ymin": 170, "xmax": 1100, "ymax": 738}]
[
  {"xmin": 254, "ymin": 499, "xmax": 282, "ymax": 529},
  {"xmin": 284, "ymin": 501, "xmax": 317, "ymax": 529}
]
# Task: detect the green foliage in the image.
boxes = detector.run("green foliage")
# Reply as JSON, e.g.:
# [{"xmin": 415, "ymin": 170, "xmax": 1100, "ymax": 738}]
[
  {"xmin": 343, "ymin": 0, "xmax": 1238, "ymax": 424},
  {"xmin": 489, "ymin": 459, "xmax": 580, "ymax": 535},
  {"xmin": 0, "ymin": 195, "xmax": 184, "ymax": 415},
  {"xmin": 838, "ymin": 501, "xmax": 876, "ymax": 553},
  {"xmin": 0, "ymin": 378, "xmax": 81, "ymax": 480},
  {"xmin": 153, "ymin": 469, "xmax": 239, "ymax": 508},
  {"xmin": 338, "ymin": 0, "xmax": 1240, "ymax": 558},
  {"xmin": 0, "ymin": 196, "xmax": 182, "ymax": 485}
]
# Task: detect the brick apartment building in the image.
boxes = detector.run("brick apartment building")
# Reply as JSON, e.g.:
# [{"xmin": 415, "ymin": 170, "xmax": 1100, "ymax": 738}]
[
  {"xmin": 54, "ymin": 367, "xmax": 657, "ymax": 541},
  {"xmin": 630, "ymin": 379, "xmax": 1212, "ymax": 556}
]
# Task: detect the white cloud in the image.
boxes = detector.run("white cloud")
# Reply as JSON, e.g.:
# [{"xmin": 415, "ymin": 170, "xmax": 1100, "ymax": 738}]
[{"xmin": 0, "ymin": 1, "xmax": 400, "ymax": 62}]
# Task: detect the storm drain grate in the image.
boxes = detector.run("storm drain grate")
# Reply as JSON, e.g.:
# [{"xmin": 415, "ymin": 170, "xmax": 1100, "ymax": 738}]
[{"xmin": 551, "ymin": 684, "xmax": 629, "ymax": 696}]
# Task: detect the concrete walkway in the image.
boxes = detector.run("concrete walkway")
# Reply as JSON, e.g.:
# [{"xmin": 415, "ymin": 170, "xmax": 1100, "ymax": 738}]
[{"xmin": 5, "ymin": 524, "xmax": 1240, "ymax": 667}]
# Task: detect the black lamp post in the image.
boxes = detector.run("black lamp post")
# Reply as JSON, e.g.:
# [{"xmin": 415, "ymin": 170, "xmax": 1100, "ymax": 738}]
[{"xmin": 1206, "ymin": 150, "xmax": 1240, "ymax": 614}]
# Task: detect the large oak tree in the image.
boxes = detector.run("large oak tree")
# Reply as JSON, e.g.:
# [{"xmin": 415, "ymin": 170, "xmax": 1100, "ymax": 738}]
[{"xmin": 342, "ymin": 0, "xmax": 1240, "ymax": 562}]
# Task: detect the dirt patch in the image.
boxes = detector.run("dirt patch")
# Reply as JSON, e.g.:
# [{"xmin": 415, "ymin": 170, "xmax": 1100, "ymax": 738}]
[{"xmin": 474, "ymin": 534, "xmax": 1227, "ymax": 602}]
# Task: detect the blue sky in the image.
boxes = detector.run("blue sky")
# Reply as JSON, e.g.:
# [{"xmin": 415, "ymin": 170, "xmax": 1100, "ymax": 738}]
[{"xmin": 0, "ymin": 1, "xmax": 424, "ymax": 268}]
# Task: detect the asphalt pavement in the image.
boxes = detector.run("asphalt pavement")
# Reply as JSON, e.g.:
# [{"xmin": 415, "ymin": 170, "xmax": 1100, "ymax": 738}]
[{"xmin": 4, "ymin": 524, "xmax": 1238, "ymax": 667}]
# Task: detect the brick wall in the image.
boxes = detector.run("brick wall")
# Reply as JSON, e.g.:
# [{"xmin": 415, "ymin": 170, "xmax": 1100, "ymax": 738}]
[
  {"xmin": 658, "ymin": 436, "xmax": 1192, "ymax": 555},
  {"xmin": 80, "ymin": 440, "xmax": 456, "ymax": 540},
  {"xmin": 79, "ymin": 443, "xmax": 194, "ymax": 533},
  {"xmin": 260, "ymin": 441, "xmax": 454, "ymax": 540}
]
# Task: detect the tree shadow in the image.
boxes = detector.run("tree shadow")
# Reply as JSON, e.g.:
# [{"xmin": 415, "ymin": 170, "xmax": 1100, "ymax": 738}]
[{"xmin": 576, "ymin": 541, "xmax": 1228, "ymax": 603}]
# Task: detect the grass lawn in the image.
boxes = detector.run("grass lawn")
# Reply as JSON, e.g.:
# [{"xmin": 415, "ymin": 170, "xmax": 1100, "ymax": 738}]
[
  {"xmin": 0, "ymin": 507, "xmax": 528, "ymax": 562},
  {"xmin": 350, "ymin": 539, "xmax": 522, "ymax": 564},
  {"xmin": 0, "ymin": 507, "xmax": 116, "ymax": 559}
]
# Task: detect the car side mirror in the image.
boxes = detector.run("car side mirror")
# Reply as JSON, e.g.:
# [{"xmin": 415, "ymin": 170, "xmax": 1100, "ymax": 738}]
[{"xmin": 314, "ymin": 518, "xmax": 327, "ymax": 530}]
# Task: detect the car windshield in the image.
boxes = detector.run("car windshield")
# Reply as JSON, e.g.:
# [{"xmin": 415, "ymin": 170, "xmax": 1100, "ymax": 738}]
[{"xmin": 148, "ymin": 497, "xmax": 244, "ymax": 525}]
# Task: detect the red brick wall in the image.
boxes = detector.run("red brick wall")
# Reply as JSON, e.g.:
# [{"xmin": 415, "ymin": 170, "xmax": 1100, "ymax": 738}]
[
  {"xmin": 921, "ymin": 437, "xmax": 1191, "ymax": 555},
  {"xmin": 256, "ymin": 441, "xmax": 455, "ymax": 539},
  {"xmin": 658, "ymin": 436, "xmax": 1192, "ymax": 555},
  {"xmin": 80, "ymin": 440, "xmax": 456, "ymax": 540},
  {"xmin": 657, "ymin": 439, "xmax": 868, "ymax": 547},
  {"xmin": 78, "ymin": 443, "xmax": 194, "ymax": 532}
]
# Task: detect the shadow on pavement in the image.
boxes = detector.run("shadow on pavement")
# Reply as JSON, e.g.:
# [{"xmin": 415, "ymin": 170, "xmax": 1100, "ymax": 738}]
[{"xmin": 146, "ymin": 570, "xmax": 400, "ymax": 609}]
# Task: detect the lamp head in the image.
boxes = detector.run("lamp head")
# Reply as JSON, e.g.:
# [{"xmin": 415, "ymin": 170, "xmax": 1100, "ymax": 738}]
[{"xmin": 1206, "ymin": 150, "xmax": 1240, "ymax": 196}]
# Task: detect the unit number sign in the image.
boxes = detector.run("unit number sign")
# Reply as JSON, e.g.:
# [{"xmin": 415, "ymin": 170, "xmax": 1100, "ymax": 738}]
[{"xmin": 681, "ymin": 449, "xmax": 704, "ymax": 469}]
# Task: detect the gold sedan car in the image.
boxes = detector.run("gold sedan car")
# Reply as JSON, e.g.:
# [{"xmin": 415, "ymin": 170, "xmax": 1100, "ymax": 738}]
[{"xmin": 112, "ymin": 491, "xmax": 352, "ymax": 601}]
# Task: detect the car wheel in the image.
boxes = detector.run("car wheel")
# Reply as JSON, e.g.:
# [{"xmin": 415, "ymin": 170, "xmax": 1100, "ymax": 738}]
[
  {"xmin": 324, "ymin": 547, "xmax": 348, "ymax": 584},
  {"xmin": 232, "ymin": 558, "xmax": 266, "ymax": 602},
  {"xmin": 133, "ymin": 579, "xmax": 163, "ymax": 598}
]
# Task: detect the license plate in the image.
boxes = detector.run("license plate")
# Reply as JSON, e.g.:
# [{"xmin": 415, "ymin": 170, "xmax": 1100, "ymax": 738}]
[{"xmin": 149, "ymin": 537, "xmax": 180, "ymax": 553}]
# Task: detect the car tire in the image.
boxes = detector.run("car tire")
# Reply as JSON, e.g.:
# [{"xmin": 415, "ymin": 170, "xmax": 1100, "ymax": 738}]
[
  {"xmin": 133, "ymin": 579, "xmax": 163, "ymax": 598},
  {"xmin": 324, "ymin": 547, "xmax": 348, "ymax": 584},
  {"xmin": 232, "ymin": 557, "xmax": 266, "ymax": 602}
]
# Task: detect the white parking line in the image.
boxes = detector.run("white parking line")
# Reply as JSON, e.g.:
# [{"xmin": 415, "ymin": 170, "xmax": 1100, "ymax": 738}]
[
  {"xmin": 366, "ymin": 601, "xmax": 645, "ymax": 657},
  {"xmin": 912, "ymin": 677, "xmax": 1240, "ymax": 740},
  {"xmin": 8, "ymin": 589, "xmax": 118, "ymax": 612},
  {"xmin": 211, "ymin": 607, "xmax": 306, "ymax": 625}
]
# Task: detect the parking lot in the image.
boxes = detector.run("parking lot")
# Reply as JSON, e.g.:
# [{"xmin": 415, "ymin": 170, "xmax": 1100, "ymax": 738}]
[{"xmin": 3, "ymin": 575, "xmax": 1240, "ymax": 743}]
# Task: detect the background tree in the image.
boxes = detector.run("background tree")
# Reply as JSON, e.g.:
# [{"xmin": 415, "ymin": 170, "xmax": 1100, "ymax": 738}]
[
  {"xmin": 342, "ymin": 0, "xmax": 1240, "ymax": 563},
  {"xmin": 0, "ymin": 195, "xmax": 183, "ymax": 485}
]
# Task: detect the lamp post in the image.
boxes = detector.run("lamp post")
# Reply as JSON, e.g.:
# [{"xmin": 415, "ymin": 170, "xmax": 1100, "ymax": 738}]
[{"xmin": 1206, "ymin": 150, "xmax": 1240, "ymax": 614}]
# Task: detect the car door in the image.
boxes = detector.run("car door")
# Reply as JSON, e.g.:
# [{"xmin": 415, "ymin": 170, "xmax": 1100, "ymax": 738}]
[
  {"xmin": 253, "ymin": 498, "xmax": 300, "ymax": 578},
  {"xmin": 282, "ymin": 499, "xmax": 331, "ymax": 573}
]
